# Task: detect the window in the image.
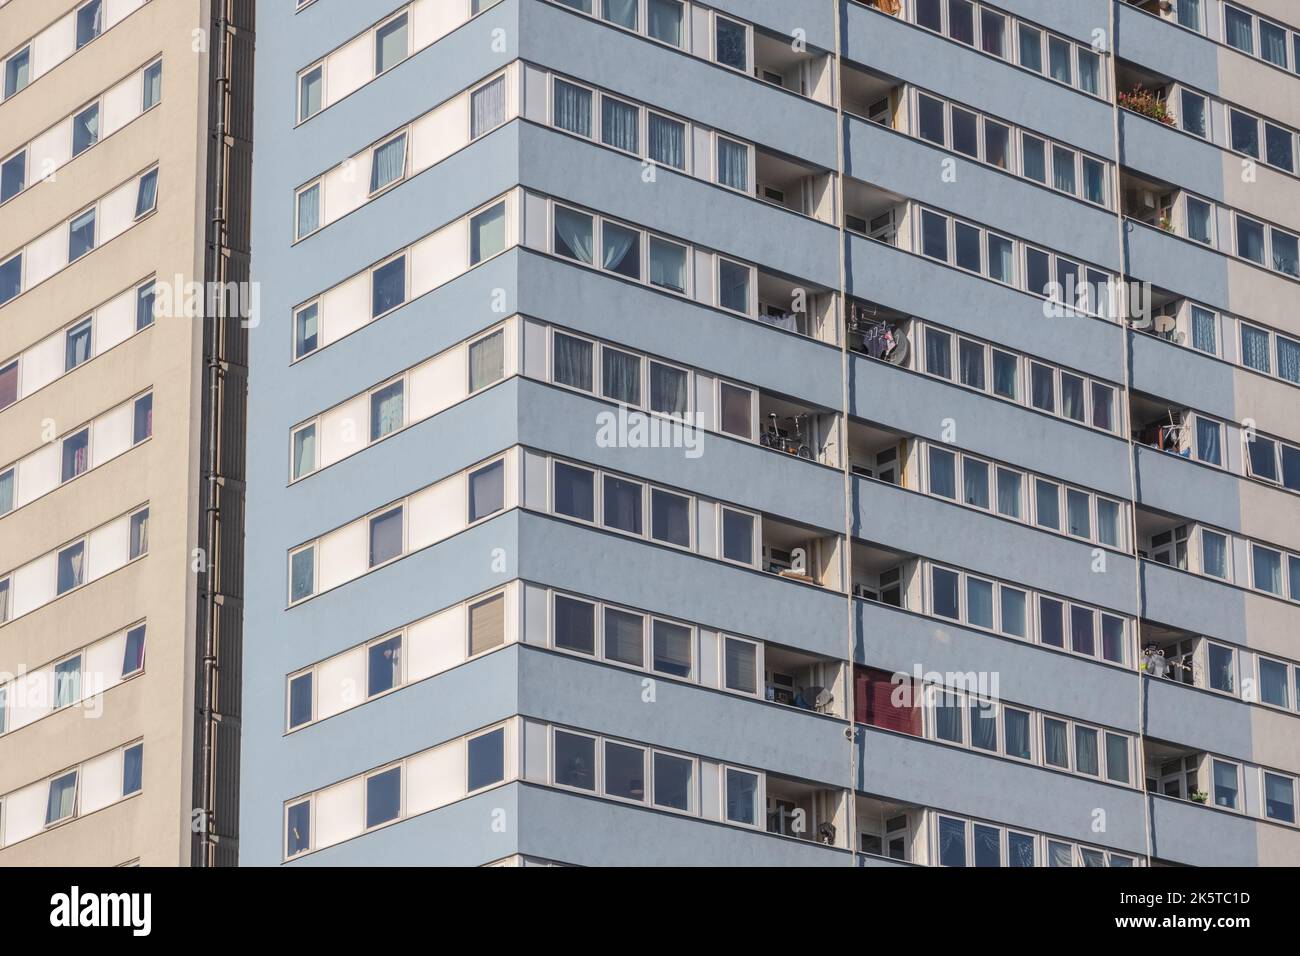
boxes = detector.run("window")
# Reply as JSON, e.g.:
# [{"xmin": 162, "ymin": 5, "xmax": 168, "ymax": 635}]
[
  {"xmin": 951, "ymin": 108, "xmax": 978, "ymax": 158},
  {"xmin": 967, "ymin": 577, "xmax": 994, "ymax": 629},
  {"xmin": 1039, "ymin": 596, "xmax": 1064, "ymax": 647},
  {"xmin": 1025, "ymin": 248, "xmax": 1050, "ymax": 296},
  {"xmin": 652, "ymin": 751, "xmax": 692, "ymax": 811},
  {"xmin": 971, "ymin": 699, "xmax": 998, "ymax": 750},
  {"xmin": 924, "ymin": 328, "xmax": 952, "ymax": 380},
  {"xmin": 553, "ymin": 333, "xmax": 594, "ymax": 393},
  {"xmin": 985, "ymin": 120, "xmax": 1010, "ymax": 170},
  {"xmin": 294, "ymin": 304, "xmax": 318, "ymax": 358},
  {"xmin": 1230, "ymin": 110, "xmax": 1259, "ymax": 157},
  {"xmin": 996, "ymin": 468, "xmax": 1022, "ymax": 520},
  {"xmin": 602, "ymin": 221, "xmax": 640, "ymax": 279},
  {"xmin": 371, "ymin": 256, "xmax": 406, "ymax": 316},
  {"xmin": 54, "ymin": 657, "xmax": 81, "ymax": 709},
  {"xmin": 469, "ymin": 593, "xmax": 505, "ymax": 656},
  {"xmin": 1181, "ymin": 89, "xmax": 1206, "ymax": 138},
  {"xmin": 1052, "ymin": 146, "xmax": 1076, "ymax": 195},
  {"xmin": 1265, "ymin": 773, "xmax": 1295, "ymax": 823},
  {"xmin": 66, "ymin": 319, "xmax": 93, "ymax": 371},
  {"xmin": 1177, "ymin": 0, "xmax": 1201, "ymax": 31},
  {"xmin": 555, "ymin": 595, "xmax": 596, "ymax": 654},
  {"xmin": 467, "ymin": 727, "xmax": 505, "ymax": 791},
  {"xmin": 0, "ymin": 254, "xmax": 20, "ymax": 305},
  {"xmin": 938, "ymin": 816, "xmax": 966, "ymax": 867},
  {"xmin": 555, "ymin": 730, "xmax": 596, "ymax": 790},
  {"xmin": 1105, "ymin": 733, "xmax": 1129, "ymax": 784},
  {"xmin": 1246, "ymin": 433, "xmax": 1278, "ymax": 481},
  {"xmin": 46, "ymin": 771, "xmax": 78, "ymax": 826},
  {"xmin": 648, "ymin": 0, "xmax": 684, "ymax": 47},
  {"xmin": 723, "ymin": 637, "xmax": 758, "ymax": 694},
  {"xmin": 917, "ymin": 94, "xmax": 945, "ymax": 146},
  {"xmin": 1201, "ymin": 529, "xmax": 1228, "ymax": 578},
  {"xmin": 1074, "ymin": 726, "xmax": 1099, "ymax": 775},
  {"xmin": 1047, "ymin": 36, "xmax": 1071, "ymax": 84},
  {"xmin": 1224, "ymin": 6, "xmax": 1253, "ymax": 54},
  {"xmin": 724, "ymin": 768, "xmax": 759, "ymax": 825},
  {"xmin": 368, "ymin": 507, "xmax": 403, "ymax": 567},
  {"xmin": 648, "ymin": 113, "xmax": 686, "ymax": 168},
  {"xmin": 0, "ymin": 361, "xmax": 15, "ymax": 410},
  {"xmin": 131, "ymin": 508, "xmax": 150, "ymax": 560},
  {"xmin": 1091, "ymin": 383, "xmax": 1113, "ymax": 432},
  {"xmin": 61, "ymin": 429, "xmax": 90, "ymax": 483},
  {"xmin": 469, "ymin": 460, "xmax": 505, "ymax": 522},
  {"xmin": 1066, "ymin": 489, "xmax": 1090, "ymax": 539},
  {"xmin": 1097, "ymin": 499, "xmax": 1120, "ymax": 548},
  {"xmin": 948, "ymin": 0, "xmax": 974, "ymax": 44},
  {"xmin": 931, "ymin": 566, "xmax": 959, "ymax": 620},
  {"xmin": 290, "ymin": 547, "xmax": 315, "ymax": 602},
  {"xmin": 1077, "ymin": 49, "xmax": 1101, "ymax": 95},
  {"xmin": 0, "ymin": 469, "xmax": 11, "ymax": 517},
  {"xmin": 72, "ymin": 104, "xmax": 100, "ymax": 157},
  {"xmin": 470, "ymin": 76, "xmax": 506, "ymax": 139},
  {"xmin": 603, "ymin": 475, "xmax": 643, "ymax": 534},
  {"xmin": 601, "ymin": 95, "xmax": 639, "ymax": 153},
  {"xmin": 369, "ymin": 134, "xmax": 407, "ymax": 194},
  {"xmin": 1273, "ymin": 228, "xmax": 1299, "ymax": 277},
  {"xmin": 1070, "ymin": 605, "xmax": 1094, "ymax": 656},
  {"xmin": 69, "ymin": 208, "xmax": 97, "ymax": 262},
  {"xmin": 1043, "ymin": 717, "xmax": 1069, "ymax": 768},
  {"xmin": 1021, "ymin": 134, "xmax": 1046, "ymax": 183},
  {"xmin": 1212, "ymin": 759, "xmax": 1238, "ymax": 810},
  {"xmin": 1029, "ymin": 363, "xmax": 1054, "ymax": 412},
  {"xmin": 374, "ymin": 14, "xmax": 409, "ymax": 75},
  {"xmin": 649, "ymin": 237, "xmax": 688, "ymax": 293},
  {"xmin": 1252, "ymin": 545, "xmax": 1283, "ymax": 595},
  {"xmin": 3, "ymin": 47, "xmax": 30, "ymax": 99},
  {"xmin": 958, "ymin": 338, "xmax": 985, "ymax": 389},
  {"xmin": 954, "ymin": 222, "xmax": 981, "ymax": 273},
  {"xmin": 286, "ymin": 800, "xmax": 311, "ymax": 857},
  {"xmin": 119, "ymin": 743, "xmax": 144, "ymax": 798},
  {"xmin": 288, "ymin": 672, "xmax": 313, "ymax": 728},
  {"xmin": 554, "ymin": 461, "xmax": 595, "ymax": 522},
  {"xmin": 468, "ymin": 330, "xmax": 505, "ymax": 392},
  {"xmin": 365, "ymin": 767, "xmax": 401, "ymax": 828},
  {"xmin": 718, "ymin": 259, "xmax": 750, "ymax": 314},
  {"xmin": 1003, "ymin": 707, "xmax": 1031, "ymax": 760},
  {"xmin": 980, "ymin": 9, "xmax": 1005, "ymax": 57},
  {"xmin": 916, "ymin": 0, "xmax": 942, "ymax": 32},
  {"xmin": 987, "ymin": 234, "xmax": 1013, "ymax": 285},
  {"xmin": 605, "ymin": 740, "xmax": 646, "ymax": 801},
  {"xmin": 296, "ymin": 184, "xmax": 320, "ymax": 239},
  {"xmin": 1, "ymin": 151, "xmax": 25, "ymax": 203},
  {"xmin": 604, "ymin": 607, "xmax": 643, "ymax": 666},
  {"xmin": 553, "ymin": 79, "xmax": 592, "ymax": 137},
  {"xmin": 299, "ymin": 66, "xmax": 323, "ymax": 122},
  {"xmin": 76, "ymin": 0, "xmax": 104, "ymax": 49},
  {"xmin": 57, "ymin": 542, "xmax": 86, "ymax": 594},
  {"xmin": 1278, "ymin": 337, "xmax": 1300, "ymax": 386},
  {"xmin": 367, "ymin": 635, "xmax": 401, "ymax": 697},
  {"xmin": 717, "ymin": 138, "xmax": 749, "ymax": 192},
  {"xmin": 649, "ymin": 361, "xmax": 688, "ymax": 417},
  {"xmin": 1101, "ymin": 615, "xmax": 1125, "ymax": 664},
  {"xmin": 651, "ymin": 620, "xmax": 692, "ymax": 677},
  {"xmin": 934, "ymin": 689, "xmax": 963, "ymax": 742},
  {"xmin": 1241, "ymin": 323, "xmax": 1270, "ymax": 373},
  {"xmin": 1018, "ymin": 24, "xmax": 1042, "ymax": 72},
  {"xmin": 1266, "ymin": 125, "xmax": 1295, "ymax": 173},
  {"xmin": 719, "ymin": 382, "xmax": 753, "ymax": 439},
  {"xmin": 1259, "ymin": 20, "xmax": 1288, "ymax": 67},
  {"xmin": 369, "ymin": 380, "xmax": 403, "ymax": 441},
  {"xmin": 921, "ymin": 210, "xmax": 948, "ymax": 261},
  {"xmin": 143, "ymin": 61, "xmax": 162, "ymax": 111},
  {"xmin": 721, "ymin": 508, "xmax": 754, "ymax": 565},
  {"xmin": 1182, "ymin": 196, "xmax": 1212, "ymax": 245},
  {"xmin": 1237, "ymin": 216, "xmax": 1267, "ymax": 265},
  {"xmin": 928, "ymin": 447, "xmax": 956, "ymax": 499},
  {"xmin": 651, "ymin": 488, "xmax": 690, "ymax": 547},
  {"xmin": 715, "ymin": 17, "xmax": 747, "ymax": 71},
  {"xmin": 1260, "ymin": 657, "xmax": 1289, "ymax": 708},
  {"xmin": 554, "ymin": 206, "xmax": 594, "ymax": 264},
  {"xmin": 1059, "ymin": 373, "xmax": 1085, "ymax": 422}
]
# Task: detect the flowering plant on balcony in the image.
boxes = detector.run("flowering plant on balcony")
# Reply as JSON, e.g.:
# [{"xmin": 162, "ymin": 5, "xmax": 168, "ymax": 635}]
[
  {"xmin": 1190, "ymin": 790, "xmax": 1209, "ymax": 804},
  {"xmin": 1119, "ymin": 85, "xmax": 1176, "ymax": 126}
]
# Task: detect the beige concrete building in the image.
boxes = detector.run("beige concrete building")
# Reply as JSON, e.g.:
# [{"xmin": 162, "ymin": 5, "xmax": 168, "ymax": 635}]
[{"xmin": 0, "ymin": 0, "xmax": 248, "ymax": 866}]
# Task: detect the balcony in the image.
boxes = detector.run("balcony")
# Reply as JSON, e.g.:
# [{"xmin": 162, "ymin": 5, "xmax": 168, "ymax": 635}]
[
  {"xmin": 751, "ymin": 25, "xmax": 835, "ymax": 106},
  {"xmin": 760, "ymin": 515, "xmax": 842, "ymax": 592},
  {"xmin": 855, "ymin": 793, "xmax": 922, "ymax": 864},
  {"xmin": 765, "ymin": 775, "xmax": 848, "ymax": 847}
]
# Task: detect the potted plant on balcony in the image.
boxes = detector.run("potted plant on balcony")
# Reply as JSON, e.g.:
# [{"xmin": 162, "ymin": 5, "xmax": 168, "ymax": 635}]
[
  {"xmin": 1118, "ymin": 85, "xmax": 1176, "ymax": 126},
  {"xmin": 873, "ymin": 0, "xmax": 902, "ymax": 14},
  {"xmin": 1190, "ymin": 790, "xmax": 1209, "ymax": 804}
]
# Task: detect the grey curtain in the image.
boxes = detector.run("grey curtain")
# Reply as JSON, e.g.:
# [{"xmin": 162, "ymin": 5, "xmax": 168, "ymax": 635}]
[
  {"xmin": 1196, "ymin": 418, "xmax": 1220, "ymax": 465},
  {"xmin": 717, "ymin": 138, "xmax": 749, "ymax": 191},
  {"xmin": 650, "ymin": 363, "xmax": 687, "ymax": 415},
  {"xmin": 601, "ymin": 348, "xmax": 640, "ymax": 404},
  {"xmin": 1074, "ymin": 727, "xmax": 1099, "ymax": 775},
  {"xmin": 601, "ymin": 97, "xmax": 639, "ymax": 152},
  {"xmin": 1060, "ymin": 375, "xmax": 1084, "ymax": 421},
  {"xmin": 55, "ymin": 660, "xmax": 81, "ymax": 708},
  {"xmin": 1044, "ymin": 719, "xmax": 1069, "ymax": 767},
  {"xmin": 144, "ymin": 62, "xmax": 162, "ymax": 109},
  {"xmin": 370, "ymin": 134, "xmax": 406, "ymax": 192},
  {"xmin": 996, "ymin": 469, "xmax": 1021, "ymax": 517},
  {"xmin": 1176, "ymin": 0, "xmax": 1200, "ymax": 30},
  {"xmin": 470, "ymin": 332, "xmax": 504, "ymax": 391},
  {"xmin": 936, "ymin": 691, "xmax": 962, "ymax": 741},
  {"xmin": 603, "ymin": 0, "xmax": 637, "ymax": 30},
  {"xmin": 1052, "ymin": 147, "xmax": 1075, "ymax": 193},
  {"xmin": 648, "ymin": 114, "xmax": 685, "ymax": 168},
  {"xmin": 1261, "ymin": 22, "xmax": 1287, "ymax": 65},
  {"xmin": 649, "ymin": 238, "xmax": 686, "ymax": 292},
  {"xmin": 471, "ymin": 77, "xmax": 505, "ymax": 139},
  {"xmin": 648, "ymin": 0, "xmax": 682, "ymax": 45},
  {"xmin": 554, "ymin": 80, "xmax": 592, "ymax": 136},
  {"xmin": 1003, "ymin": 709, "xmax": 1030, "ymax": 758},
  {"xmin": 963, "ymin": 460, "xmax": 988, "ymax": 508},
  {"xmin": 554, "ymin": 334, "xmax": 593, "ymax": 390},
  {"xmin": 925, "ymin": 329, "xmax": 951, "ymax": 378}
]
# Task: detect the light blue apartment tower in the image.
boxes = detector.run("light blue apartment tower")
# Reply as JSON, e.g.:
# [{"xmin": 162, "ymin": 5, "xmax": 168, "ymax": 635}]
[{"xmin": 242, "ymin": 0, "xmax": 1300, "ymax": 866}]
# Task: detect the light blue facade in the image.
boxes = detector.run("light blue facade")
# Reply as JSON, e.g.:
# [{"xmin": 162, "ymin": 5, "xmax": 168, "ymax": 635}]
[{"xmin": 243, "ymin": 0, "xmax": 1300, "ymax": 866}]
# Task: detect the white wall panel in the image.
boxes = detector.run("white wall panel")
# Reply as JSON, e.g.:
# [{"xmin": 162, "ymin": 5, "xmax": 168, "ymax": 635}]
[
  {"xmin": 325, "ymin": 36, "xmax": 371, "ymax": 109},
  {"xmin": 410, "ymin": 97, "xmax": 468, "ymax": 174},
  {"xmin": 407, "ymin": 473, "xmax": 464, "ymax": 551},
  {"xmin": 98, "ymin": 179, "xmax": 139, "ymax": 244},
  {"xmin": 2, "ymin": 780, "xmax": 47, "ymax": 846},
  {"xmin": 411, "ymin": 0, "xmax": 469, "ymax": 51},
  {"xmin": 101, "ymin": 70, "xmax": 143, "ymax": 137},
  {"xmin": 317, "ymin": 646, "xmax": 365, "ymax": 720},
  {"xmin": 318, "ymin": 394, "xmax": 367, "ymax": 468},
  {"xmin": 320, "ymin": 273, "xmax": 369, "ymax": 347},
  {"xmin": 31, "ymin": 14, "xmax": 75, "ymax": 82},
  {"xmin": 86, "ymin": 515, "xmax": 130, "ymax": 581},
  {"xmin": 405, "ymin": 604, "xmax": 465, "ymax": 682},
  {"xmin": 79, "ymin": 749, "xmax": 122, "ymax": 814},
  {"xmin": 8, "ymin": 671, "xmax": 52, "ymax": 731},
  {"xmin": 104, "ymin": 0, "xmax": 146, "ymax": 30},
  {"xmin": 317, "ymin": 520, "xmax": 368, "ymax": 592},
  {"xmin": 405, "ymin": 739, "xmax": 464, "ymax": 815},
  {"xmin": 29, "ymin": 122, "xmax": 72, "ymax": 179},
  {"xmin": 20, "ymin": 334, "xmax": 63, "ymax": 397},
  {"xmin": 94, "ymin": 288, "xmax": 136, "ymax": 352},
  {"xmin": 86, "ymin": 631, "xmax": 128, "ymax": 689},
  {"xmin": 321, "ymin": 154, "xmax": 371, "ymax": 227},
  {"xmin": 408, "ymin": 348, "xmax": 464, "ymax": 423},
  {"xmin": 409, "ymin": 218, "xmax": 466, "ymax": 299},
  {"xmin": 15, "ymin": 443, "xmax": 59, "ymax": 509},
  {"xmin": 24, "ymin": 227, "xmax": 67, "ymax": 289},
  {"xmin": 91, "ymin": 402, "xmax": 134, "ymax": 467},
  {"xmin": 11, "ymin": 554, "xmax": 56, "ymax": 619},
  {"xmin": 314, "ymin": 776, "xmax": 364, "ymax": 849}
]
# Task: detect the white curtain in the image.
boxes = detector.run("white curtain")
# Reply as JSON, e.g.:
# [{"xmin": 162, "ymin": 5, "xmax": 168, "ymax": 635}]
[
  {"xmin": 996, "ymin": 470, "xmax": 1021, "ymax": 517},
  {"xmin": 470, "ymin": 202, "xmax": 506, "ymax": 264},
  {"xmin": 297, "ymin": 184, "xmax": 320, "ymax": 237},
  {"xmin": 1277, "ymin": 336, "xmax": 1300, "ymax": 384},
  {"xmin": 554, "ymin": 80, "xmax": 591, "ymax": 136},
  {"xmin": 601, "ymin": 223, "xmax": 638, "ymax": 275},
  {"xmin": 717, "ymin": 139, "xmax": 749, "ymax": 191},
  {"xmin": 471, "ymin": 78, "xmax": 505, "ymax": 139},
  {"xmin": 469, "ymin": 332, "xmax": 504, "ymax": 391},
  {"xmin": 648, "ymin": 238, "xmax": 686, "ymax": 291},
  {"xmin": 648, "ymin": 0, "xmax": 682, "ymax": 45},
  {"xmin": 554, "ymin": 208, "xmax": 594, "ymax": 263},
  {"xmin": 370, "ymin": 134, "xmax": 407, "ymax": 192},
  {"xmin": 1241, "ymin": 325, "xmax": 1271, "ymax": 372},
  {"xmin": 648, "ymin": 114, "xmax": 685, "ymax": 168}
]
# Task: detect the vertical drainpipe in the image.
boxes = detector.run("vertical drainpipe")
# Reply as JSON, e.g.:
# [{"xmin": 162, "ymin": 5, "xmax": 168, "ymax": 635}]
[
  {"xmin": 197, "ymin": 0, "xmax": 231, "ymax": 868},
  {"xmin": 833, "ymin": 0, "xmax": 858, "ymax": 865},
  {"xmin": 1104, "ymin": 0, "xmax": 1155, "ymax": 866}
]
